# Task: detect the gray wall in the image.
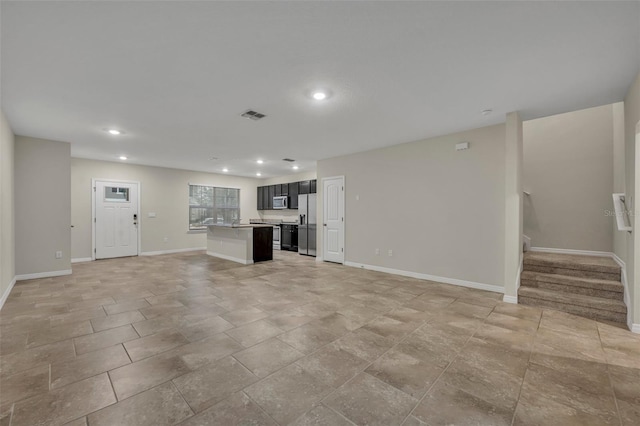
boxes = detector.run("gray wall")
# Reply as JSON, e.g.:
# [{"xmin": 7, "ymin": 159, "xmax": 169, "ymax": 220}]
[
  {"xmin": 523, "ymin": 104, "xmax": 614, "ymax": 252},
  {"xmin": 71, "ymin": 158, "xmax": 261, "ymax": 259},
  {"xmin": 15, "ymin": 136, "xmax": 71, "ymax": 275},
  {"xmin": 1, "ymin": 110, "xmax": 15, "ymax": 301},
  {"xmin": 318, "ymin": 124, "xmax": 506, "ymax": 289}
]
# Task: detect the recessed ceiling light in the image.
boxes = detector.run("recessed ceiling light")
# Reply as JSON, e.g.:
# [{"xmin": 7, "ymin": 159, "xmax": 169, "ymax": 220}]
[
  {"xmin": 222, "ymin": 168, "xmax": 229, "ymax": 173},
  {"xmin": 257, "ymin": 159, "xmax": 264, "ymax": 164},
  {"xmin": 292, "ymin": 165, "xmax": 299, "ymax": 170},
  {"xmin": 107, "ymin": 129, "xmax": 122, "ymax": 135},
  {"xmin": 256, "ymin": 172, "xmax": 262, "ymax": 177},
  {"xmin": 481, "ymin": 109, "xmax": 493, "ymax": 116},
  {"xmin": 119, "ymin": 156, "xmax": 127, "ymax": 160},
  {"xmin": 312, "ymin": 91, "xmax": 327, "ymax": 101}
]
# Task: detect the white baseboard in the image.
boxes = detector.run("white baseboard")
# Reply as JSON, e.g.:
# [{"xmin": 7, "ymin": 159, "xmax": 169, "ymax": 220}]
[
  {"xmin": 529, "ymin": 247, "xmax": 614, "ymax": 257},
  {"xmin": 631, "ymin": 323, "xmax": 640, "ymax": 334},
  {"xmin": 503, "ymin": 295, "xmax": 518, "ymax": 304},
  {"xmin": 71, "ymin": 257, "xmax": 93, "ymax": 264},
  {"xmin": 504, "ymin": 254, "xmax": 523, "ymax": 304},
  {"xmin": 315, "ymin": 257, "xmax": 324, "ymax": 263},
  {"xmin": 611, "ymin": 254, "xmax": 633, "ymax": 332},
  {"xmin": 15, "ymin": 269, "xmax": 72, "ymax": 281},
  {"xmin": 206, "ymin": 251, "xmax": 253, "ymax": 265},
  {"xmin": 344, "ymin": 261, "xmax": 504, "ymax": 294},
  {"xmin": 0, "ymin": 276, "xmax": 17, "ymax": 310},
  {"xmin": 141, "ymin": 247, "xmax": 206, "ymax": 256}
]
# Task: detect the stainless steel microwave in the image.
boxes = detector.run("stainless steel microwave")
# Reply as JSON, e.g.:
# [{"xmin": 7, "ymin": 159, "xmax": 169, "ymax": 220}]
[{"xmin": 273, "ymin": 196, "xmax": 288, "ymax": 209}]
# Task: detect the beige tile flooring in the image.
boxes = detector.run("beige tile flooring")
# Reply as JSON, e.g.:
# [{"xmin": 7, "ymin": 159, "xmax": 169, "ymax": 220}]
[{"xmin": 1, "ymin": 250, "xmax": 639, "ymax": 425}]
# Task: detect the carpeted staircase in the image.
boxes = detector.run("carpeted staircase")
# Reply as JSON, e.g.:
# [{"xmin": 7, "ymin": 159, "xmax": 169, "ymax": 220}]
[{"xmin": 518, "ymin": 252, "xmax": 627, "ymax": 324}]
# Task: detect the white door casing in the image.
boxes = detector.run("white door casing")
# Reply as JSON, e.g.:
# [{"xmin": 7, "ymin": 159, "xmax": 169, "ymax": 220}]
[
  {"xmin": 323, "ymin": 176, "xmax": 344, "ymax": 263},
  {"xmin": 93, "ymin": 180, "xmax": 139, "ymax": 259}
]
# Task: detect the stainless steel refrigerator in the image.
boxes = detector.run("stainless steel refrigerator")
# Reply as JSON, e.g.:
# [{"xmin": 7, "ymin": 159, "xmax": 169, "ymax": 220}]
[{"xmin": 298, "ymin": 194, "xmax": 317, "ymax": 256}]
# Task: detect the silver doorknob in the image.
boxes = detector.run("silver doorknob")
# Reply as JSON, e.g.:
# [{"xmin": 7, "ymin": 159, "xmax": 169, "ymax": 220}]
[{"xmin": 323, "ymin": 224, "xmax": 327, "ymax": 226}]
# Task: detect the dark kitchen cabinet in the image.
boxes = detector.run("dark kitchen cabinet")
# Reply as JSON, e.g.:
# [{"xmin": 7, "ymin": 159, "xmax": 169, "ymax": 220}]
[
  {"xmin": 288, "ymin": 182, "xmax": 298, "ymax": 209},
  {"xmin": 252, "ymin": 227, "xmax": 273, "ymax": 262},
  {"xmin": 267, "ymin": 185, "xmax": 275, "ymax": 210},
  {"xmin": 256, "ymin": 180, "xmax": 313, "ymax": 210},
  {"xmin": 299, "ymin": 180, "xmax": 310, "ymax": 195},
  {"xmin": 281, "ymin": 224, "xmax": 298, "ymax": 251},
  {"xmin": 257, "ymin": 186, "xmax": 264, "ymax": 210},
  {"xmin": 262, "ymin": 186, "xmax": 268, "ymax": 210}
]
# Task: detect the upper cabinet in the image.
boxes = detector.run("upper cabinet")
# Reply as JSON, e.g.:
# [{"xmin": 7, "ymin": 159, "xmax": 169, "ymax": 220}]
[
  {"xmin": 299, "ymin": 180, "xmax": 310, "ymax": 195},
  {"xmin": 256, "ymin": 179, "xmax": 316, "ymax": 210},
  {"xmin": 288, "ymin": 182, "xmax": 299, "ymax": 209}
]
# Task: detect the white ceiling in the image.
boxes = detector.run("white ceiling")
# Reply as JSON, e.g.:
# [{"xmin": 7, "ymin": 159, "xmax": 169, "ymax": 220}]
[{"xmin": 2, "ymin": 1, "xmax": 639, "ymax": 178}]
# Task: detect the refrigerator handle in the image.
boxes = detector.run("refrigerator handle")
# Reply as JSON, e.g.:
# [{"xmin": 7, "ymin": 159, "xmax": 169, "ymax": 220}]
[{"xmin": 300, "ymin": 214, "xmax": 305, "ymax": 225}]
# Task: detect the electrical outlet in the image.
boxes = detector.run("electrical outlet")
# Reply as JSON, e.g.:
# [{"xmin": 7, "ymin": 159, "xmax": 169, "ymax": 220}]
[
  {"xmin": 55, "ymin": 251, "xmax": 62, "ymax": 259},
  {"xmin": 163, "ymin": 237, "xmax": 169, "ymax": 243},
  {"xmin": 375, "ymin": 248, "xmax": 380, "ymax": 255},
  {"xmin": 388, "ymin": 249, "xmax": 393, "ymax": 257}
]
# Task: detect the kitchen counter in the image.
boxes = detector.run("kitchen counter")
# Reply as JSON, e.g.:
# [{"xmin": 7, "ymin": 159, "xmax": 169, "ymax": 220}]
[
  {"xmin": 206, "ymin": 225, "xmax": 273, "ymax": 264},
  {"xmin": 208, "ymin": 223, "xmax": 275, "ymax": 229}
]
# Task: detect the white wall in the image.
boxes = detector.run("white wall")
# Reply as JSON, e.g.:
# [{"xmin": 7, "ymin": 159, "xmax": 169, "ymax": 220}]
[
  {"xmin": 71, "ymin": 158, "xmax": 260, "ymax": 259},
  {"xmin": 523, "ymin": 104, "xmax": 615, "ymax": 252},
  {"xmin": 258, "ymin": 170, "xmax": 317, "ymax": 222},
  {"xmin": 623, "ymin": 71, "xmax": 640, "ymax": 327},
  {"xmin": 613, "ymin": 102, "xmax": 626, "ymax": 263},
  {"xmin": 317, "ymin": 124, "xmax": 506, "ymax": 289},
  {"xmin": 15, "ymin": 136, "xmax": 71, "ymax": 276},
  {"xmin": 0, "ymin": 110, "xmax": 15, "ymax": 303}
]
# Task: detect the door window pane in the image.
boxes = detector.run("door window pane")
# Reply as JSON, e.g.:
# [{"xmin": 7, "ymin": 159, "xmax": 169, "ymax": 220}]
[{"xmin": 104, "ymin": 187, "xmax": 129, "ymax": 202}]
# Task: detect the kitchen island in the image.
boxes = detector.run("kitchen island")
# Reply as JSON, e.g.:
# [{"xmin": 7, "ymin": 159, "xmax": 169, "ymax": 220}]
[{"xmin": 206, "ymin": 224, "xmax": 273, "ymax": 264}]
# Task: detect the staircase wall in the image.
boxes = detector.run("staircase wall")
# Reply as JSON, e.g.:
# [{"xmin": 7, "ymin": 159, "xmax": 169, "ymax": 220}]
[{"xmin": 523, "ymin": 104, "xmax": 614, "ymax": 253}]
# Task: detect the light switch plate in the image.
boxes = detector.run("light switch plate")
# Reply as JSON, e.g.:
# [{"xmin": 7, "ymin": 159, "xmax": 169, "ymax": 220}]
[{"xmin": 148, "ymin": 212, "xmax": 157, "ymax": 218}]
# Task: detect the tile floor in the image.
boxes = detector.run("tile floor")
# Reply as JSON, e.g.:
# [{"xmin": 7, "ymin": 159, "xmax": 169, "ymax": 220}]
[{"xmin": 1, "ymin": 250, "xmax": 639, "ymax": 425}]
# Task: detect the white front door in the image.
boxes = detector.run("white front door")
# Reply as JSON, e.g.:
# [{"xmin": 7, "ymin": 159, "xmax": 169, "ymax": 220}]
[
  {"xmin": 95, "ymin": 180, "xmax": 139, "ymax": 259},
  {"xmin": 323, "ymin": 176, "xmax": 344, "ymax": 263}
]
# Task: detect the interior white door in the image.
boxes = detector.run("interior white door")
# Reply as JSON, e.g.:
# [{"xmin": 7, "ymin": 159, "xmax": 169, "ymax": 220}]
[
  {"xmin": 95, "ymin": 180, "xmax": 139, "ymax": 259},
  {"xmin": 323, "ymin": 176, "xmax": 344, "ymax": 263}
]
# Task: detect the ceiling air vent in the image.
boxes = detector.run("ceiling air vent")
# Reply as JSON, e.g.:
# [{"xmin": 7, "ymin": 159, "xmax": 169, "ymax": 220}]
[
  {"xmin": 282, "ymin": 158, "xmax": 296, "ymax": 162},
  {"xmin": 241, "ymin": 110, "xmax": 266, "ymax": 121}
]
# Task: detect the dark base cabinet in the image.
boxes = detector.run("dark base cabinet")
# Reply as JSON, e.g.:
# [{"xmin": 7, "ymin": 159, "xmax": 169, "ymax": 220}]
[
  {"xmin": 280, "ymin": 224, "xmax": 298, "ymax": 252},
  {"xmin": 253, "ymin": 227, "xmax": 273, "ymax": 262}
]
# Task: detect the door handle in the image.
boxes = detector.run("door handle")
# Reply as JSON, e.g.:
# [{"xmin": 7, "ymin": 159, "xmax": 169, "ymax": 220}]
[{"xmin": 324, "ymin": 224, "xmax": 327, "ymax": 227}]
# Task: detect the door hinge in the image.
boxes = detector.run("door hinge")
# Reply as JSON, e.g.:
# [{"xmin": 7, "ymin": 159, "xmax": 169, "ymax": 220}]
[
  {"xmin": 94, "ymin": 248, "xmax": 96, "ymax": 253},
  {"xmin": 341, "ymin": 248, "xmax": 344, "ymax": 252},
  {"xmin": 94, "ymin": 218, "xmax": 96, "ymax": 223},
  {"xmin": 93, "ymin": 187, "xmax": 96, "ymax": 192},
  {"xmin": 342, "ymin": 217, "xmax": 344, "ymax": 222}
]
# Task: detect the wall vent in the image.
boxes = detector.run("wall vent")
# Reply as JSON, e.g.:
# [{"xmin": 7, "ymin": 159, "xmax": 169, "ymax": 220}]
[
  {"xmin": 282, "ymin": 158, "xmax": 296, "ymax": 162},
  {"xmin": 241, "ymin": 110, "xmax": 266, "ymax": 121}
]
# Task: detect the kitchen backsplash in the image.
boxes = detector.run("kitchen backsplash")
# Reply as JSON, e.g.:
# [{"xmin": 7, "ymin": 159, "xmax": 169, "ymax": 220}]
[{"xmin": 258, "ymin": 210, "xmax": 300, "ymax": 222}]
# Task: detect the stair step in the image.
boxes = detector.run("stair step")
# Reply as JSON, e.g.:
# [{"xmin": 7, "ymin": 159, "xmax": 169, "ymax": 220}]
[
  {"xmin": 523, "ymin": 252, "xmax": 620, "ymax": 280},
  {"xmin": 518, "ymin": 287, "xmax": 627, "ymax": 324},
  {"xmin": 520, "ymin": 271, "xmax": 623, "ymax": 300}
]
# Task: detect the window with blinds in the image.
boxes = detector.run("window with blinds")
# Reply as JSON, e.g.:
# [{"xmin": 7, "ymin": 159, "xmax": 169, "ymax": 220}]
[{"xmin": 188, "ymin": 185, "xmax": 240, "ymax": 230}]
